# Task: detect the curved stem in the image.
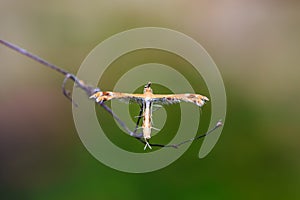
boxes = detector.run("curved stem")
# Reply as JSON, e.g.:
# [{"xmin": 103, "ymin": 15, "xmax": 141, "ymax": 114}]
[{"xmin": 0, "ymin": 39, "xmax": 136, "ymax": 138}]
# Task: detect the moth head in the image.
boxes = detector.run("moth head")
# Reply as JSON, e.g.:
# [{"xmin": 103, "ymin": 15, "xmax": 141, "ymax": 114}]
[
  {"xmin": 144, "ymin": 82, "xmax": 152, "ymax": 88},
  {"xmin": 143, "ymin": 82, "xmax": 153, "ymax": 93}
]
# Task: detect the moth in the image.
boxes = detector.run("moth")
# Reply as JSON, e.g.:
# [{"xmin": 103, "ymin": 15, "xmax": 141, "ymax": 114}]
[{"xmin": 90, "ymin": 82, "xmax": 209, "ymax": 150}]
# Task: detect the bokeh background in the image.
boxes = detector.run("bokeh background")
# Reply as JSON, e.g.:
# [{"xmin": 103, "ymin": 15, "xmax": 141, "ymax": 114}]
[{"xmin": 1, "ymin": 0, "xmax": 300, "ymax": 199}]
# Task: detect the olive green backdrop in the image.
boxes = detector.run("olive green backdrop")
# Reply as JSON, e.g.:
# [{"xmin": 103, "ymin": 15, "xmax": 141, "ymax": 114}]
[{"xmin": 1, "ymin": 1, "xmax": 299, "ymax": 199}]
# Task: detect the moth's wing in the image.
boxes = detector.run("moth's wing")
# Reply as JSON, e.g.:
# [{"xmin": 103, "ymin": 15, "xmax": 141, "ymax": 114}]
[
  {"xmin": 90, "ymin": 91, "xmax": 145, "ymax": 105},
  {"xmin": 151, "ymin": 94, "xmax": 209, "ymax": 107},
  {"xmin": 116, "ymin": 93, "xmax": 145, "ymax": 105}
]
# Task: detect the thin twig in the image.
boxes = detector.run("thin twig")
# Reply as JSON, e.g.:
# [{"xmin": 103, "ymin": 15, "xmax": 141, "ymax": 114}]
[
  {"xmin": 97, "ymin": 102, "xmax": 142, "ymax": 138},
  {"xmin": 0, "ymin": 40, "xmax": 92, "ymax": 94},
  {"xmin": 136, "ymin": 120, "xmax": 223, "ymax": 149},
  {"xmin": 0, "ymin": 40, "xmax": 69, "ymax": 76},
  {"xmin": 0, "ymin": 39, "xmax": 137, "ymax": 139}
]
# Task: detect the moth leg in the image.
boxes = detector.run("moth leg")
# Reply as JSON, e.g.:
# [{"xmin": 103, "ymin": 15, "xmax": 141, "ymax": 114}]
[
  {"xmin": 152, "ymin": 104, "xmax": 163, "ymax": 112},
  {"xmin": 151, "ymin": 127, "xmax": 161, "ymax": 131},
  {"xmin": 133, "ymin": 104, "xmax": 144, "ymax": 134},
  {"xmin": 143, "ymin": 139, "xmax": 152, "ymax": 150}
]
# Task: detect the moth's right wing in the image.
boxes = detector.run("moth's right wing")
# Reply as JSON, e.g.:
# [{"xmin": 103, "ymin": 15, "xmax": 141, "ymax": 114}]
[{"xmin": 151, "ymin": 94, "xmax": 209, "ymax": 107}]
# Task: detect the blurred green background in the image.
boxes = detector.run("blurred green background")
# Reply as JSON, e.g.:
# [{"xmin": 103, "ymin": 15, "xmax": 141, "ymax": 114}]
[{"xmin": 1, "ymin": 1, "xmax": 300, "ymax": 199}]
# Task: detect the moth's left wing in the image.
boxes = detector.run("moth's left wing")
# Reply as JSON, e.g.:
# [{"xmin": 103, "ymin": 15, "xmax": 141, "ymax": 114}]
[
  {"xmin": 151, "ymin": 94, "xmax": 209, "ymax": 107},
  {"xmin": 90, "ymin": 91, "xmax": 145, "ymax": 104}
]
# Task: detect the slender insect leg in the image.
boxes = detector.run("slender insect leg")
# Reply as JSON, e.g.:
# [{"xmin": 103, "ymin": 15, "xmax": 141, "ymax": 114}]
[
  {"xmin": 143, "ymin": 139, "xmax": 152, "ymax": 150},
  {"xmin": 152, "ymin": 104, "xmax": 163, "ymax": 112},
  {"xmin": 151, "ymin": 127, "xmax": 161, "ymax": 131},
  {"xmin": 133, "ymin": 104, "xmax": 144, "ymax": 134}
]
